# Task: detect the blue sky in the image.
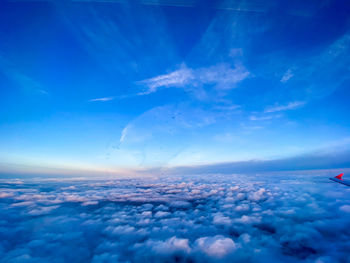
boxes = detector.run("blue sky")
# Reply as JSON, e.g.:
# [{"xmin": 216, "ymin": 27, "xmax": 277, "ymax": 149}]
[{"xmin": 0, "ymin": 0, "xmax": 350, "ymax": 175}]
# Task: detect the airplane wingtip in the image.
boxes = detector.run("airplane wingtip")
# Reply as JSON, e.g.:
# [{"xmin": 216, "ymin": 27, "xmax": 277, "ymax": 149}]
[{"xmin": 335, "ymin": 173, "xmax": 344, "ymax": 180}]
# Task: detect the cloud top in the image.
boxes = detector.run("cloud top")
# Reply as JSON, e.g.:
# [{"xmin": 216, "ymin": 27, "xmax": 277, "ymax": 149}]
[{"xmin": 0, "ymin": 172, "xmax": 350, "ymax": 262}]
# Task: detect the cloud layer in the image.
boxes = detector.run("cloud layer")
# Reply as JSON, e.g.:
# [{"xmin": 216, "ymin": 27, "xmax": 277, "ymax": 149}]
[{"xmin": 1, "ymin": 172, "xmax": 350, "ymax": 262}]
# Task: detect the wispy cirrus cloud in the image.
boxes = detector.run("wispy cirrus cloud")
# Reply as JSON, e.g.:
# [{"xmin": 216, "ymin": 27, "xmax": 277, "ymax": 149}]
[
  {"xmin": 137, "ymin": 65, "xmax": 194, "ymax": 95},
  {"xmin": 119, "ymin": 125, "xmax": 131, "ymax": 144},
  {"xmin": 36, "ymin": 89, "xmax": 49, "ymax": 95},
  {"xmin": 213, "ymin": 104, "xmax": 241, "ymax": 111},
  {"xmin": 280, "ymin": 69, "xmax": 294, "ymax": 83},
  {"xmin": 88, "ymin": 97, "xmax": 115, "ymax": 102},
  {"xmin": 137, "ymin": 63, "xmax": 250, "ymax": 96},
  {"xmin": 264, "ymin": 101, "xmax": 306, "ymax": 113},
  {"xmin": 249, "ymin": 114, "xmax": 281, "ymax": 121},
  {"xmin": 0, "ymin": 54, "xmax": 47, "ymax": 95}
]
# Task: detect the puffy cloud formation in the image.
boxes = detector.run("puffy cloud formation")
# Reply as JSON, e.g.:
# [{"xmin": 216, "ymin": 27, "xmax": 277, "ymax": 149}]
[
  {"xmin": 195, "ymin": 235, "xmax": 236, "ymax": 258},
  {"xmin": 0, "ymin": 172, "xmax": 350, "ymax": 262}
]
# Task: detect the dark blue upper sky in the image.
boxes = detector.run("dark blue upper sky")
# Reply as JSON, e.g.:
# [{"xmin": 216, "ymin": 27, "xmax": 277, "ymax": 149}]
[{"xmin": 0, "ymin": 0, "xmax": 349, "ymax": 175}]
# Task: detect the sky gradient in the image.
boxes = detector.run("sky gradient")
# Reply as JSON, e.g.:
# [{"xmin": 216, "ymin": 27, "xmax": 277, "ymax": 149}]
[{"xmin": 0, "ymin": 0, "xmax": 350, "ymax": 176}]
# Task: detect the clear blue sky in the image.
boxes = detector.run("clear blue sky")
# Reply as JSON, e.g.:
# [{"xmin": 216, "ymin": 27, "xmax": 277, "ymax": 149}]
[{"xmin": 0, "ymin": 0, "xmax": 349, "ymax": 175}]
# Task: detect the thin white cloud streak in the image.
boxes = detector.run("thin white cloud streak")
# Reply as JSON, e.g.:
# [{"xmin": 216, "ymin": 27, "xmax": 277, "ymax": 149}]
[
  {"xmin": 89, "ymin": 97, "xmax": 115, "ymax": 102},
  {"xmin": 213, "ymin": 104, "xmax": 241, "ymax": 111},
  {"xmin": 37, "ymin": 89, "xmax": 49, "ymax": 95},
  {"xmin": 264, "ymin": 101, "xmax": 306, "ymax": 113},
  {"xmin": 137, "ymin": 63, "xmax": 250, "ymax": 95},
  {"xmin": 250, "ymin": 114, "xmax": 281, "ymax": 121},
  {"xmin": 138, "ymin": 65, "xmax": 194, "ymax": 95},
  {"xmin": 280, "ymin": 69, "xmax": 294, "ymax": 83},
  {"xmin": 119, "ymin": 125, "xmax": 130, "ymax": 144},
  {"xmin": 0, "ymin": 54, "xmax": 45, "ymax": 95}
]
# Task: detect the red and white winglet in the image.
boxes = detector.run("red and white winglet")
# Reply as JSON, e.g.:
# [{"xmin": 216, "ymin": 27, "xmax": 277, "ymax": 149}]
[{"xmin": 330, "ymin": 173, "xmax": 350, "ymax": 187}]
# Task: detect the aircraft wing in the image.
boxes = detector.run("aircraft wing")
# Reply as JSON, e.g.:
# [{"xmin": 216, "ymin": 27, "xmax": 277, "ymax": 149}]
[{"xmin": 329, "ymin": 173, "xmax": 350, "ymax": 187}]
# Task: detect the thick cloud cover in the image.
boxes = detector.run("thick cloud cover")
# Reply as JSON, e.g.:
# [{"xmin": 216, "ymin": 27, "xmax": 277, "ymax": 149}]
[{"xmin": 0, "ymin": 172, "xmax": 350, "ymax": 263}]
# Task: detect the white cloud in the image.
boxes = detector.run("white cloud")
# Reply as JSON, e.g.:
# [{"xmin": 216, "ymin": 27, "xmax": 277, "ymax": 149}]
[
  {"xmin": 234, "ymin": 215, "xmax": 262, "ymax": 224},
  {"xmin": 2, "ymin": 172, "xmax": 350, "ymax": 262},
  {"xmin": 137, "ymin": 63, "xmax": 250, "ymax": 95},
  {"xmin": 149, "ymin": 236, "xmax": 191, "ymax": 255},
  {"xmin": 88, "ymin": 97, "xmax": 115, "ymax": 102},
  {"xmin": 250, "ymin": 115, "xmax": 281, "ymax": 121},
  {"xmin": 138, "ymin": 65, "xmax": 194, "ymax": 95},
  {"xmin": 197, "ymin": 63, "xmax": 250, "ymax": 90},
  {"xmin": 339, "ymin": 205, "xmax": 350, "ymax": 213},
  {"xmin": 264, "ymin": 101, "xmax": 306, "ymax": 113},
  {"xmin": 37, "ymin": 89, "xmax": 49, "ymax": 95},
  {"xmin": 280, "ymin": 69, "xmax": 294, "ymax": 83},
  {"xmin": 119, "ymin": 125, "xmax": 130, "ymax": 144},
  {"xmin": 248, "ymin": 188, "xmax": 267, "ymax": 201},
  {"xmin": 27, "ymin": 205, "xmax": 59, "ymax": 216},
  {"xmin": 213, "ymin": 104, "xmax": 241, "ymax": 111},
  {"xmin": 213, "ymin": 213, "xmax": 232, "ymax": 225},
  {"xmin": 154, "ymin": 211, "xmax": 171, "ymax": 218},
  {"xmin": 195, "ymin": 235, "xmax": 236, "ymax": 258}
]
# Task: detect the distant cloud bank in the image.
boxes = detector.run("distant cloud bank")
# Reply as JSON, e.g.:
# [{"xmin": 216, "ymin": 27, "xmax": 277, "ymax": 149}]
[{"xmin": 164, "ymin": 149, "xmax": 350, "ymax": 175}]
